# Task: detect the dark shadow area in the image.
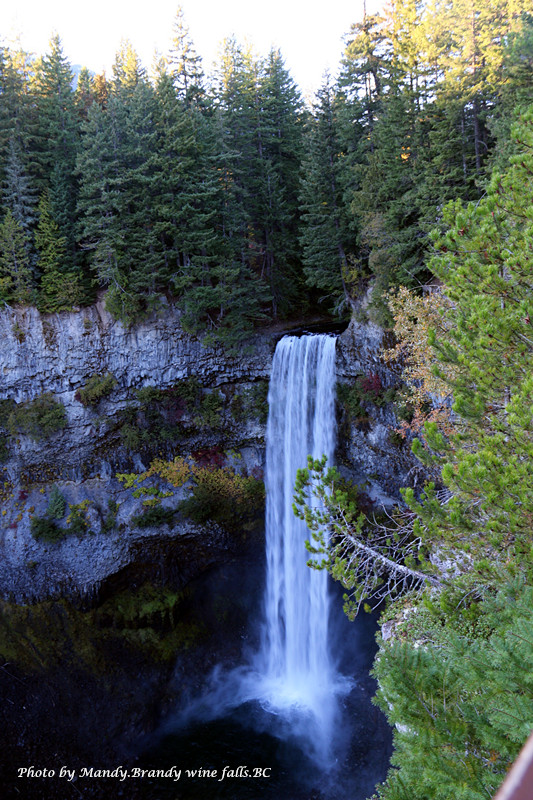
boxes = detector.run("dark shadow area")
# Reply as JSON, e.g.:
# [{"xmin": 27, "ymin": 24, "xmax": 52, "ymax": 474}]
[{"xmin": 0, "ymin": 539, "xmax": 391, "ymax": 800}]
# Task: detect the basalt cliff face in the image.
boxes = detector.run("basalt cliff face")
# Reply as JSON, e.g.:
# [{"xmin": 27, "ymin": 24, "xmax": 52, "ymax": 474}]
[
  {"xmin": 0, "ymin": 301, "xmax": 272, "ymax": 602},
  {"xmin": 336, "ymin": 318, "xmax": 426, "ymax": 501},
  {"xmin": 0, "ymin": 304, "xmax": 415, "ymax": 603},
  {"xmin": 0, "ymin": 301, "xmax": 272, "ymax": 477}
]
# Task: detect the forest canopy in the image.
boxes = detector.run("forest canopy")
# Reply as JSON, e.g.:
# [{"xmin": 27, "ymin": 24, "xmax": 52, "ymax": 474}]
[{"xmin": 1, "ymin": 1, "xmax": 532, "ymax": 342}]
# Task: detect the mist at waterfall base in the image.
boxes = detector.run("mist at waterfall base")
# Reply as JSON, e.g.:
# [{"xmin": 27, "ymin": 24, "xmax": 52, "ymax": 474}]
[{"xmin": 140, "ymin": 336, "xmax": 391, "ymax": 799}]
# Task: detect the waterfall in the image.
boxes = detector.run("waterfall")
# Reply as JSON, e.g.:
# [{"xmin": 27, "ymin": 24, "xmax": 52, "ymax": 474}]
[
  {"xmin": 168, "ymin": 334, "xmax": 347, "ymax": 767},
  {"xmin": 255, "ymin": 334, "xmax": 340, "ymax": 759}
]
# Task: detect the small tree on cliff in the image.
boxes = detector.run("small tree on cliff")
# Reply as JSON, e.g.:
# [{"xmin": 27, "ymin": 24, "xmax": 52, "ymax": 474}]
[
  {"xmin": 293, "ymin": 455, "xmax": 442, "ymax": 617},
  {"xmin": 35, "ymin": 191, "xmax": 81, "ymax": 312},
  {"xmin": 0, "ymin": 209, "xmax": 33, "ymax": 304}
]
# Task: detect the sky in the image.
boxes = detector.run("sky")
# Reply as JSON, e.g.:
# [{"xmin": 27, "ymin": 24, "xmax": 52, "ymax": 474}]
[{"xmin": 0, "ymin": 0, "xmax": 382, "ymax": 99}]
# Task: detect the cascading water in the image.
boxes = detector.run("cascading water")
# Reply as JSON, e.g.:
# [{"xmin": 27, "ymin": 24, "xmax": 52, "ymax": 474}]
[
  {"xmin": 143, "ymin": 332, "xmax": 392, "ymax": 798},
  {"xmin": 168, "ymin": 334, "xmax": 345, "ymax": 761},
  {"xmin": 254, "ymin": 333, "xmax": 342, "ymax": 761}
]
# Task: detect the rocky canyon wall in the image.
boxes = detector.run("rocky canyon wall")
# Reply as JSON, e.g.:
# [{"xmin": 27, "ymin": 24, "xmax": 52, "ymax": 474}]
[{"xmin": 0, "ymin": 304, "xmax": 417, "ymax": 602}]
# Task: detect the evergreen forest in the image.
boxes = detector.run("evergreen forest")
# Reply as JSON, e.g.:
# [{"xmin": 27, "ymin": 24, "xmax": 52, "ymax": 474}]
[
  {"xmin": 2, "ymin": 1, "xmax": 533, "ymax": 798},
  {"xmin": 1, "ymin": 2, "xmax": 531, "ymax": 340}
]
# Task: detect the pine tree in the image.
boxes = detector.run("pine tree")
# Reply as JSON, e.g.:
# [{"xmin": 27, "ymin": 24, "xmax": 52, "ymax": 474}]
[
  {"xmin": 258, "ymin": 48, "xmax": 305, "ymax": 313},
  {"xmin": 152, "ymin": 68, "xmax": 219, "ymax": 289},
  {"xmin": 34, "ymin": 35, "xmax": 80, "ymax": 268},
  {"xmin": 76, "ymin": 99, "xmax": 123, "ymax": 294},
  {"xmin": 334, "ymin": 0, "xmax": 533, "ymax": 309},
  {"xmin": 488, "ymin": 12, "xmax": 533, "ymax": 168},
  {"xmin": 0, "ymin": 210, "xmax": 33, "ymax": 304},
  {"xmin": 92, "ymin": 72, "xmax": 110, "ymax": 109},
  {"xmin": 0, "ymin": 45, "xmax": 36, "ymax": 188},
  {"xmin": 299, "ymin": 77, "xmax": 355, "ymax": 310},
  {"xmin": 2, "ymin": 138, "xmax": 38, "ymax": 238},
  {"xmin": 77, "ymin": 53, "xmax": 163, "ymax": 323},
  {"xmin": 210, "ymin": 37, "xmax": 254, "ymax": 271},
  {"xmin": 339, "ymin": 11, "xmax": 389, "ymax": 140},
  {"xmin": 153, "ymin": 64, "xmax": 270, "ymax": 344},
  {"xmin": 75, "ymin": 67, "xmax": 96, "ymax": 121},
  {"xmin": 213, "ymin": 40, "xmax": 304, "ymax": 316},
  {"xmin": 35, "ymin": 191, "xmax": 81, "ymax": 312},
  {"xmin": 373, "ymin": 586, "xmax": 533, "ymax": 800},
  {"xmin": 112, "ymin": 79, "xmax": 163, "ymax": 298},
  {"xmin": 111, "ymin": 39, "xmax": 146, "ymax": 95},
  {"xmin": 168, "ymin": 6, "xmax": 204, "ymax": 106}
]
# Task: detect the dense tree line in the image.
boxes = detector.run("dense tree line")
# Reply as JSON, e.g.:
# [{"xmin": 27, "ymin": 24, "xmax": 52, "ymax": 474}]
[
  {"xmin": 301, "ymin": 0, "xmax": 533, "ymax": 321},
  {"xmin": 0, "ymin": 15, "xmax": 304, "ymax": 342},
  {"xmin": 1, "ymin": 2, "xmax": 532, "ymax": 342}
]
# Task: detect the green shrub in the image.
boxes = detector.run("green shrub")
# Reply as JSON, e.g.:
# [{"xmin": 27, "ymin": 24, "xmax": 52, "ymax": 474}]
[
  {"xmin": 338, "ymin": 376, "xmax": 396, "ymax": 417},
  {"xmin": 173, "ymin": 376, "xmax": 202, "ymax": 411},
  {"xmin": 47, "ymin": 485, "xmax": 66, "ymax": 519},
  {"xmin": 136, "ymin": 378, "xmax": 203, "ymax": 413},
  {"xmin": 395, "ymin": 398, "xmax": 415, "ymax": 423},
  {"xmin": 231, "ymin": 382, "xmax": 269, "ymax": 424},
  {"xmin": 179, "ymin": 466, "xmax": 265, "ymax": 528},
  {"xmin": 250, "ymin": 382, "xmax": 269, "ymax": 424},
  {"xmin": 104, "ymin": 285, "xmax": 149, "ymax": 328},
  {"xmin": 337, "ymin": 382, "xmax": 364, "ymax": 419},
  {"xmin": 76, "ymin": 372, "xmax": 116, "ymax": 407},
  {"xmin": 8, "ymin": 393, "xmax": 67, "ymax": 440},
  {"xmin": 101, "ymin": 499, "xmax": 119, "ymax": 532},
  {"xmin": 135, "ymin": 385, "xmax": 164, "ymax": 404},
  {"xmin": 0, "ymin": 433, "xmax": 9, "ymax": 463},
  {"xmin": 131, "ymin": 506, "xmax": 176, "ymax": 529},
  {"xmin": 12, "ymin": 322, "xmax": 26, "ymax": 343},
  {"xmin": 0, "ymin": 399, "xmax": 16, "ymax": 428},
  {"xmin": 389, "ymin": 429, "xmax": 405, "ymax": 448},
  {"xmin": 382, "ymin": 386, "xmax": 398, "ymax": 405},
  {"xmin": 366, "ymin": 292, "xmax": 394, "ymax": 328},
  {"xmin": 119, "ymin": 423, "xmax": 145, "ymax": 450},
  {"xmin": 230, "ymin": 393, "xmax": 245, "ymax": 421},
  {"xmin": 66, "ymin": 500, "xmax": 92, "ymax": 535},
  {"xmin": 30, "ymin": 515, "xmax": 65, "ymax": 543},
  {"xmin": 196, "ymin": 392, "xmax": 224, "ymax": 429},
  {"xmin": 120, "ymin": 377, "xmax": 205, "ymax": 453}
]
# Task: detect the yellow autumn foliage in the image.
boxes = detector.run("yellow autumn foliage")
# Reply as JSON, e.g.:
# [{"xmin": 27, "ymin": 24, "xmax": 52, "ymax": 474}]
[{"xmin": 384, "ymin": 286, "xmax": 455, "ymax": 435}]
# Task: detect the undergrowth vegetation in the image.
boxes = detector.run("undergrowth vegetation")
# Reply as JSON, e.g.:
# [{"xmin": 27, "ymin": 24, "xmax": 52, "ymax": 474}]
[
  {"xmin": 118, "ymin": 450, "xmax": 265, "ymax": 532},
  {"xmin": 7, "ymin": 394, "xmax": 67, "ymax": 441}
]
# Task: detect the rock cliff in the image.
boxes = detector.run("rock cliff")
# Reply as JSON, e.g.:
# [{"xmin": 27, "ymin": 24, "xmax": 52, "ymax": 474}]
[
  {"xmin": 0, "ymin": 301, "xmax": 272, "ymax": 601},
  {"xmin": 0, "ymin": 304, "xmax": 409, "ymax": 776},
  {"xmin": 336, "ymin": 318, "xmax": 424, "ymax": 501},
  {"xmin": 0, "ymin": 300, "xmax": 272, "ymax": 476},
  {"xmin": 0, "ymin": 303, "xmax": 416, "ymax": 603}
]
